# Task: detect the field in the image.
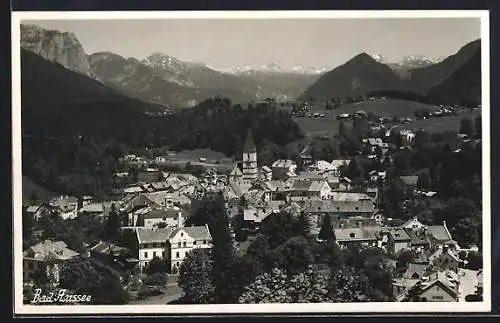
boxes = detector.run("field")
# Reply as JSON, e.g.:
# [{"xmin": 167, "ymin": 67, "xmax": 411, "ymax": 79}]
[
  {"xmin": 392, "ymin": 109, "xmax": 481, "ymax": 133},
  {"xmin": 293, "ymin": 99, "xmax": 476, "ymax": 138},
  {"xmin": 162, "ymin": 148, "xmax": 235, "ymax": 171}
]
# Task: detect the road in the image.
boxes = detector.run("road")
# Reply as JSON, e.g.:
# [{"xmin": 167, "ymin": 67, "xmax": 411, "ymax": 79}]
[{"xmin": 458, "ymin": 268, "xmax": 479, "ymax": 302}]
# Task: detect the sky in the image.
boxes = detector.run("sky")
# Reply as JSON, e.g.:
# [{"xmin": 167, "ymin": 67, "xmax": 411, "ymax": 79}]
[{"xmin": 24, "ymin": 17, "xmax": 481, "ymax": 71}]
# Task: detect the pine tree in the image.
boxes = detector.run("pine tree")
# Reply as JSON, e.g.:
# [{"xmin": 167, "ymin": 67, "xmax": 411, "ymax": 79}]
[
  {"xmin": 211, "ymin": 203, "xmax": 235, "ymax": 303},
  {"xmin": 338, "ymin": 120, "xmax": 347, "ymax": 138},
  {"xmin": 318, "ymin": 215, "xmax": 334, "ymax": 241}
]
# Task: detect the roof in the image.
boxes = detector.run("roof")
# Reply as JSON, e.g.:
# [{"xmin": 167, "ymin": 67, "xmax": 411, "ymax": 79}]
[
  {"xmin": 272, "ymin": 159, "xmax": 296, "ymax": 168},
  {"xmin": 24, "ymin": 240, "xmax": 79, "ymax": 261},
  {"xmin": 404, "ymin": 263, "xmax": 429, "ymax": 279},
  {"xmin": 405, "ymin": 229, "xmax": 429, "ymax": 246},
  {"xmin": 399, "ymin": 176, "xmax": 419, "ymax": 186},
  {"xmin": 79, "ymin": 202, "xmax": 104, "ymax": 213},
  {"xmin": 90, "ymin": 241, "xmax": 129, "ymax": 255},
  {"xmin": 230, "ymin": 165, "xmax": 243, "ymax": 176},
  {"xmin": 243, "ymin": 129, "xmax": 256, "ymax": 152},
  {"xmin": 26, "ymin": 205, "xmax": 42, "ymax": 213},
  {"xmin": 173, "ymin": 225, "xmax": 212, "ymax": 240},
  {"xmin": 330, "ymin": 192, "xmax": 372, "ymax": 202},
  {"xmin": 427, "ymin": 224, "xmax": 453, "ymax": 242},
  {"xmin": 123, "ymin": 186, "xmax": 144, "ymax": 193},
  {"xmin": 420, "ymin": 271, "xmax": 458, "ymax": 298},
  {"xmin": 291, "ymin": 179, "xmax": 328, "ymax": 192},
  {"xmin": 299, "ymin": 199, "xmax": 374, "ymax": 214},
  {"xmin": 389, "ymin": 228, "xmax": 412, "ymax": 242},
  {"xmin": 334, "ymin": 227, "xmax": 380, "ymax": 242},
  {"xmin": 261, "ymin": 166, "xmax": 272, "ymax": 172},
  {"xmin": 428, "ymin": 247, "xmax": 461, "ymax": 263},
  {"xmin": 144, "ymin": 208, "xmax": 180, "ymax": 220},
  {"xmin": 331, "ymin": 160, "xmax": 351, "ymax": 168},
  {"xmin": 136, "ymin": 227, "xmax": 175, "ymax": 244}
]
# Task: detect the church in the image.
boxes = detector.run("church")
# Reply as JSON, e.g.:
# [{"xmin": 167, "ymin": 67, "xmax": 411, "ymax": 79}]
[{"xmin": 228, "ymin": 129, "xmax": 271, "ymax": 186}]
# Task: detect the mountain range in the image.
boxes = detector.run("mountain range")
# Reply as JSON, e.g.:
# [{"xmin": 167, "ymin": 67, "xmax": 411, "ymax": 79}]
[
  {"xmin": 20, "ymin": 23, "xmax": 481, "ymax": 109},
  {"xmin": 20, "ymin": 24, "xmax": 319, "ymax": 108},
  {"xmin": 300, "ymin": 39, "xmax": 481, "ymax": 104}
]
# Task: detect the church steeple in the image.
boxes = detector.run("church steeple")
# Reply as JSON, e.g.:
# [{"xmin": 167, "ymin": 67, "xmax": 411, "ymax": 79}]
[
  {"xmin": 242, "ymin": 128, "xmax": 258, "ymax": 183},
  {"xmin": 243, "ymin": 129, "xmax": 256, "ymax": 153}
]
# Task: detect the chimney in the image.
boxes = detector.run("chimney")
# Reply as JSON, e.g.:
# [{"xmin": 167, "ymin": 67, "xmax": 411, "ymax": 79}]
[{"xmin": 177, "ymin": 211, "xmax": 183, "ymax": 228}]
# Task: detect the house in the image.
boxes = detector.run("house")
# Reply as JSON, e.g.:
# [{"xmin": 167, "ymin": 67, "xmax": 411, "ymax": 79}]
[
  {"xmin": 386, "ymin": 228, "xmax": 412, "ymax": 254},
  {"xmin": 89, "ymin": 241, "xmax": 137, "ymax": 269},
  {"xmin": 414, "ymin": 271, "xmax": 459, "ymax": 302},
  {"xmin": 78, "ymin": 202, "xmax": 105, "ymax": 217},
  {"xmin": 393, "ymin": 278, "xmax": 420, "ymax": 301},
  {"xmin": 229, "ymin": 165, "xmax": 243, "ymax": 183},
  {"xmin": 123, "ymin": 186, "xmax": 144, "ymax": 194},
  {"xmin": 49, "ymin": 196, "xmax": 79, "ymax": 220},
  {"xmin": 333, "ymin": 226, "xmax": 381, "ymax": 249},
  {"xmin": 135, "ymin": 227, "xmax": 175, "ymax": 270},
  {"xmin": 142, "ymin": 208, "xmax": 183, "ymax": 229},
  {"xmin": 302, "ymin": 199, "xmax": 375, "ymax": 228},
  {"xmin": 362, "ymin": 137, "xmax": 389, "ymax": 154},
  {"xmin": 24, "ymin": 203, "xmax": 51, "ymax": 221},
  {"xmin": 428, "ymin": 246, "xmax": 462, "ymax": 272},
  {"xmin": 403, "ymin": 263, "xmax": 429, "ymax": 280},
  {"xmin": 400, "ymin": 216, "xmax": 427, "ymax": 231},
  {"xmin": 134, "ymin": 221, "xmax": 212, "ymax": 272},
  {"xmin": 312, "ymin": 160, "xmax": 336, "ymax": 172},
  {"xmin": 272, "ymin": 159, "xmax": 297, "ymax": 180},
  {"xmin": 167, "ymin": 225, "xmax": 212, "ymax": 271},
  {"xmin": 330, "ymin": 160, "xmax": 351, "ymax": 176},
  {"xmin": 427, "ymin": 222, "xmax": 454, "ymax": 247},
  {"xmin": 23, "ymin": 240, "xmax": 79, "ymax": 285},
  {"xmin": 400, "ymin": 129, "xmax": 416, "ymax": 146},
  {"xmin": 260, "ymin": 166, "xmax": 273, "ymax": 182},
  {"xmin": 289, "ymin": 179, "xmax": 331, "ymax": 199}
]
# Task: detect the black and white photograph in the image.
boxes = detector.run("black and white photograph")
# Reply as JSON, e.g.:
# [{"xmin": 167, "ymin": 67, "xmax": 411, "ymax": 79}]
[{"xmin": 12, "ymin": 10, "xmax": 491, "ymax": 314}]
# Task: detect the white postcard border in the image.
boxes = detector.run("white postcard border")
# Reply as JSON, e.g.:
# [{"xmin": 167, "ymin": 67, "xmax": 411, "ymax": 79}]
[{"xmin": 11, "ymin": 9, "xmax": 491, "ymax": 315}]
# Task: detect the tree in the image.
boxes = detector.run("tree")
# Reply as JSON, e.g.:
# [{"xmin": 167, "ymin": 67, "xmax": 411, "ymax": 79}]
[
  {"xmin": 459, "ymin": 117, "xmax": 475, "ymax": 136},
  {"xmin": 328, "ymin": 267, "xmax": 373, "ymax": 302},
  {"xmin": 145, "ymin": 256, "xmax": 169, "ymax": 275},
  {"xmin": 417, "ymin": 170, "xmax": 432, "ymax": 190},
  {"xmin": 260, "ymin": 211, "xmax": 296, "ymax": 249},
  {"xmin": 338, "ymin": 121, "xmax": 348, "ymax": 138},
  {"xmin": 211, "ymin": 204, "xmax": 235, "ymax": 303},
  {"xmin": 396, "ymin": 250, "xmax": 416, "ymax": 269},
  {"xmin": 104, "ymin": 203, "xmax": 121, "ymax": 242},
  {"xmin": 238, "ymin": 267, "xmax": 331, "ymax": 303},
  {"xmin": 271, "ymin": 236, "xmax": 314, "ymax": 274},
  {"xmin": 293, "ymin": 212, "xmax": 310, "ymax": 237},
  {"xmin": 344, "ymin": 158, "xmax": 364, "ymax": 181},
  {"xmin": 318, "ymin": 215, "xmax": 334, "ymax": 241},
  {"xmin": 59, "ymin": 258, "xmax": 129, "ymax": 304},
  {"xmin": 245, "ymin": 234, "xmax": 271, "ymax": 273},
  {"xmin": 178, "ymin": 249, "xmax": 215, "ymax": 304},
  {"xmin": 474, "ymin": 116, "xmax": 482, "ymax": 138},
  {"xmin": 452, "ymin": 215, "xmax": 482, "ymax": 247}
]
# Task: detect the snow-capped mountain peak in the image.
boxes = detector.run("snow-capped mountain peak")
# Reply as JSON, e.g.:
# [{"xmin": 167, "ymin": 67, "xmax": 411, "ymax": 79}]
[
  {"xmin": 221, "ymin": 62, "xmax": 329, "ymax": 75},
  {"xmin": 368, "ymin": 53, "xmax": 388, "ymax": 63}
]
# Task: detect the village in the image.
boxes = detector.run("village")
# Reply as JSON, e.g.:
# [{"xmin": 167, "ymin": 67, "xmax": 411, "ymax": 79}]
[{"xmin": 21, "ymin": 116, "xmax": 484, "ymax": 305}]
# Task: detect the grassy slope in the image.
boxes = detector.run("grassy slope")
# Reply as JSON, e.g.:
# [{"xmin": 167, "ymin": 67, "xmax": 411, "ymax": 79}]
[{"xmin": 294, "ymin": 99, "xmax": 439, "ymax": 137}]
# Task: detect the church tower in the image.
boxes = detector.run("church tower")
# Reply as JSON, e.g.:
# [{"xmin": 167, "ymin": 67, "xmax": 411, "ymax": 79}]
[{"xmin": 242, "ymin": 129, "xmax": 258, "ymax": 183}]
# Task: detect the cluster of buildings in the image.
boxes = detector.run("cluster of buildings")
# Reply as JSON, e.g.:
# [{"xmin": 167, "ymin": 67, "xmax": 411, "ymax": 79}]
[{"xmin": 22, "ymin": 128, "xmax": 482, "ymax": 303}]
